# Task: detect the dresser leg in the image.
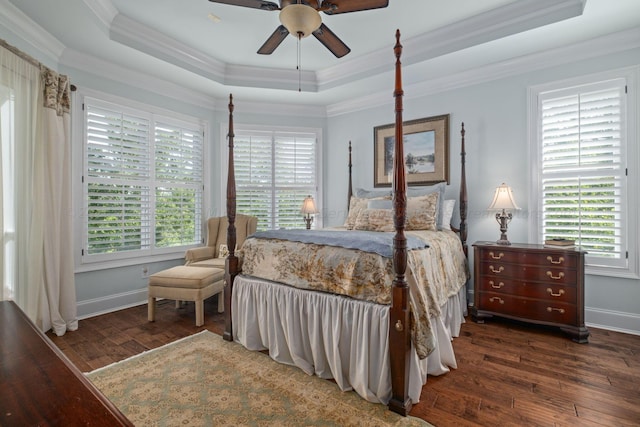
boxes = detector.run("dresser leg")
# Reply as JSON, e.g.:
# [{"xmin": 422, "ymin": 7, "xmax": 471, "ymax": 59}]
[
  {"xmin": 470, "ymin": 306, "xmax": 492, "ymax": 323},
  {"xmin": 560, "ymin": 326, "xmax": 590, "ymax": 344}
]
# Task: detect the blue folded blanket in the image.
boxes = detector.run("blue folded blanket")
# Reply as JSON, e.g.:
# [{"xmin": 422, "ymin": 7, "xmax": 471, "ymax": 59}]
[{"xmin": 249, "ymin": 229, "xmax": 429, "ymax": 258}]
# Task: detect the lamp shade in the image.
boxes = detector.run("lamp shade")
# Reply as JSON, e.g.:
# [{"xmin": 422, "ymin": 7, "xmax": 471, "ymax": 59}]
[
  {"xmin": 300, "ymin": 195, "xmax": 319, "ymax": 214},
  {"xmin": 279, "ymin": 4, "xmax": 321, "ymax": 38},
  {"xmin": 488, "ymin": 183, "xmax": 520, "ymax": 210}
]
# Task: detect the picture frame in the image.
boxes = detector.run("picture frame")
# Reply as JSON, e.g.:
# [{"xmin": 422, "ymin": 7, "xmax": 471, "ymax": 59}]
[{"xmin": 373, "ymin": 114, "xmax": 450, "ymax": 187}]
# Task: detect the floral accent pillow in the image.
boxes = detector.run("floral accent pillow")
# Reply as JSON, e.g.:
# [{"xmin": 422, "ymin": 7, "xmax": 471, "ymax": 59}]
[
  {"xmin": 406, "ymin": 192, "xmax": 439, "ymax": 231},
  {"xmin": 344, "ymin": 196, "xmax": 389, "ymax": 229},
  {"xmin": 353, "ymin": 208, "xmax": 394, "ymax": 232}
]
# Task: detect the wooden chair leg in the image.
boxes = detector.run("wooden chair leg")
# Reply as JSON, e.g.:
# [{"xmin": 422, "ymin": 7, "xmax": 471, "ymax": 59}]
[
  {"xmin": 195, "ymin": 299, "xmax": 204, "ymax": 326},
  {"xmin": 217, "ymin": 290, "xmax": 224, "ymax": 313},
  {"xmin": 148, "ymin": 297, "xmax": 156, "ymax": 322}
]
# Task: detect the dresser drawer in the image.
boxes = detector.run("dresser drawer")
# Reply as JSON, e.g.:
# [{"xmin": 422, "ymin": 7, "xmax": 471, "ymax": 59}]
[
  {"xmin": 477, "ymin": 277, "xmax": 577, "ymax": 302},
  {"xmin": 478, "ymin": 292, "xmax": 577, "ymax": 325},
  {"xmin": 478, "ymin": 249, "xmax": 577, "ymax": 268},
  {"xmin": 479, "ymin": 262, "xmax": 577, "ymax": 285}
]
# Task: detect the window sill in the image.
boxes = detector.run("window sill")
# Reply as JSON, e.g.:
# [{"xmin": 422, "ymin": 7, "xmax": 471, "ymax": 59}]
[
  {"xmin": 586, "ymin": 264, "xmax": 640, "ymax": 280},
  {"xmin": 75, "ymin": 252, "xmax": 186, "ymax": 273}
]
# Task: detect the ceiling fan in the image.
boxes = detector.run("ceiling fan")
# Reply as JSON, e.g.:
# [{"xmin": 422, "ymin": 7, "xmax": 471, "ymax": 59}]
[{"xmin": 208, "ymin": 0, "xmax": 389, "ymax": 58}]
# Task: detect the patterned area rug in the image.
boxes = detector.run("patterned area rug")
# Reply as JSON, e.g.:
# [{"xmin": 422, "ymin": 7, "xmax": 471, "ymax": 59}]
[{"xmin": 86, "ymin": 330, "xmax": 432, "ymax": 426}]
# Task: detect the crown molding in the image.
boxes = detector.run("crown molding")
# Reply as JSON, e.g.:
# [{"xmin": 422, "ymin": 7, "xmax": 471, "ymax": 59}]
[
  {"xmin": 317, "ymin": 0, "xmax": 586, "ymax": 91},
  {"xmin": 61, "ymin": 48, "xmax": 326, "ymax": 117},
  {"xmin": 110, "ymin": 13, "xmax": 227, "ymax": 83},
  {"xmin": 225, "ymin": 64, "xmax": 318, "ymax": 92},
  {"xmin": 0, "ymin": 0, "xmax": 65, "ymax": 64},
  {"xmin": 80, "ymin": 0, "xmax": 118, "ymax": 30},
  {"xmin": 326, "ymin": 27, "xmax": 640, "ymax": 117},
  {"xmin": 61, "ymin": 48, "xmax": 218, "ymax": 110},
  {"xmin": 109, "ymin": 14, "xmax": 318, "ymax": 92}
]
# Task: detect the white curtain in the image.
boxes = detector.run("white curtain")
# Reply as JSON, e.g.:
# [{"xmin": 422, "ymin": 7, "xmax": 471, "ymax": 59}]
[
  {"xmin": 39, "ymin": 66, "xmax": 77, "ymax": 335},
  {"xmin": 0, "ymin": 42, "xmax": 77, "ymax": 335}
]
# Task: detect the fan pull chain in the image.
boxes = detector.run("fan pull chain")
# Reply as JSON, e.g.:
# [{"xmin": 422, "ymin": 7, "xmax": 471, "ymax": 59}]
[{"xmin": 297, "ymin": 32, "xmax": 302, "ymax": 92}]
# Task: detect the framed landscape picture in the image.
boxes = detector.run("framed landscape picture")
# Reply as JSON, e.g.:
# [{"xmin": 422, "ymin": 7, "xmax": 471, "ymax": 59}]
[{"xmin": 373, "ymin": 114, "xmax": 450, "ymax": 187}]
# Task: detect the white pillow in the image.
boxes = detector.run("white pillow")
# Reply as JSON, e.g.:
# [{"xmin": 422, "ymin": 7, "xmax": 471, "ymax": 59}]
[{"xmin": 442, "ymin": 199, "xmax": 456, "ymax": 231}]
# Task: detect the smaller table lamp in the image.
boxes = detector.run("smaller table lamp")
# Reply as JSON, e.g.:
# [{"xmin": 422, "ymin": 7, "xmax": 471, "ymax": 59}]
[
  {"xmin": 300, "ymin": 195, "xmax": 318, "ymax": 230},
  {"xmin": 488, "ymin": 183, "xmax": 519, "ymax": 245}
]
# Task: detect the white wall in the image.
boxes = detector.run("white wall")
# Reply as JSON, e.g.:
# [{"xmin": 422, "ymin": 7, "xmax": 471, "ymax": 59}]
[{"xmin": 324, "ymin": 47, "xmax": 640, "ymax": 335}]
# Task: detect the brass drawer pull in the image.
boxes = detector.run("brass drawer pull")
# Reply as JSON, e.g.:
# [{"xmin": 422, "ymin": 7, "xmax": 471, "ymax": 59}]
[
  {"xmin": 489, "ymin": 280, "xmax": 504, "ymax": 289},
  {"xmin": 489, "ymin": 265, "xmax": 504, "ymax": 274},
  {"xmin": 547, "ymin": 255, "xmax": 564, "ymax": 265},
  {"xmin": 546, "ymin": 271, "xmax": 565, "ymax": 280},
  {"xmin": 489, "ymin": 297, "xmax": 505, "ymax": 304},
  {"xmin": 547, "ymin": 288, "xmax": 565, "ymax": 297},
  {"xmin": 489, "ymin": 251, "xmax": 504, "ymax": 260},
  {"xmin": 546, "ymin": 307, "xmax": 565, "ymax": 314}
]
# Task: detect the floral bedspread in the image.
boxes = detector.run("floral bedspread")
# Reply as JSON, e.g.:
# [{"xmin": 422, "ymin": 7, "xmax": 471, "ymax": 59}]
[{"xmin": 239, "ymin": 229, "xmax": 469, "ymax": 358}]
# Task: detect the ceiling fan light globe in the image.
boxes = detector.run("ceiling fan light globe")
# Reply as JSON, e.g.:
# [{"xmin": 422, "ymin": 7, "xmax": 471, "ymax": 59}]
[{"xmin": 279, "ymin": 4, "xmax": 321, "ymax": 38}]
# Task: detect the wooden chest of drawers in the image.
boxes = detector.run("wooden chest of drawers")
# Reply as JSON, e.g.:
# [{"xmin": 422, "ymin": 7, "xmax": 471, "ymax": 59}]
[{"xmin": 471, "ymin": 242, "xmax": 589, "ymax": 343}]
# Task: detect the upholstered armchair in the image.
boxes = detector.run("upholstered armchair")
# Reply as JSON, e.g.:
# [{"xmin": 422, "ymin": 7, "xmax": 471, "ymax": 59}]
[{"xmin": 184, "ymin": 214, "xmax": 258, "ymax": 268}]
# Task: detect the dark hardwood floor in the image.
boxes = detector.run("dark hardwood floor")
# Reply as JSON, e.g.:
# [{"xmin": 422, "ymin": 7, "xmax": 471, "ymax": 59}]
[{"xmin": 47, "ymin": 298, "xmax": 640, "ymax": 426}]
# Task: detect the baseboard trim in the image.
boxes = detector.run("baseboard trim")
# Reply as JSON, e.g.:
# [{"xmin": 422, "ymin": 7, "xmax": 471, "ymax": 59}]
[
  {"xmin": 76, "ymin": 289, "xmax": 147, "ymax": 320},
  {"xmin": 585, "ymin": 307, "xmax": 640, "ymax": 336}
]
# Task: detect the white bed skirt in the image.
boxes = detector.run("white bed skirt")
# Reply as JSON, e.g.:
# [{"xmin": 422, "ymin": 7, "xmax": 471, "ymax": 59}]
[{"xmin": 232, "ymin": 275, "xmax": 467, "ymax": 405}]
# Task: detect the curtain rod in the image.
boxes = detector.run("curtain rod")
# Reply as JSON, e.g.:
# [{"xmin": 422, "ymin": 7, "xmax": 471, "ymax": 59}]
[
  {"xmin": 0, "ymin": 38, "xmax": 76, "ymax": 92},
  {"xmin": 1, "ymin": 38, "xmax": 40, "ymax": 68}
]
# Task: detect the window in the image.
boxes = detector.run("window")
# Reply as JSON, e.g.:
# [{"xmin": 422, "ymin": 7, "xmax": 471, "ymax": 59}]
[
  {"xmin": 228, "ymin": 126, "xmax": 320, "ymax": 231},
  {"xmin": 80, "ymin": 95, "xmax": 205, "ymax": 266},
  {"xmin": 529, "ymin": 67, "xmax": 638, "ymax": 277}
]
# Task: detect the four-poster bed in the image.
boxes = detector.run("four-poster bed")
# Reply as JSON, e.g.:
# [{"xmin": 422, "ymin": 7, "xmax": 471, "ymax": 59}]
[{"xmin": 223, "ymin": 30, "xmax": 469, "ymax": 416}]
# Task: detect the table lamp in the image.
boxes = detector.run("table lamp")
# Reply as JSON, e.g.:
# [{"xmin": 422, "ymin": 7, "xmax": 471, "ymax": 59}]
[
  {"xmin": 488, "ymin": 183, "xmax": 519, "ymax": 245},
  {"xmin": 300, "ymin": 195, "xmax": 318, "ymax": 230}
]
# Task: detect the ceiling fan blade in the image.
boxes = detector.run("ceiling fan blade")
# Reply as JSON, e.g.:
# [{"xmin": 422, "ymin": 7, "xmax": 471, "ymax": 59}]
[
  {"xmin": 257, "ymin": 25, "xmax": 289, "ymax": 54},
  {"xmin": 208, "ymin": 0, "xmax": 279, "ymax": 11},
  {"xmin": 312, "ymin": 23, "xmax": 350, "ymax": 58},
  {"xmin": 320, "ymin": 0, "xmax": 388, "ymax": 15}
]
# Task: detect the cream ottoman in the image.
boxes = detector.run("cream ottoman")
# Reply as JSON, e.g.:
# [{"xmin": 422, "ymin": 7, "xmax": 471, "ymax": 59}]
[{"xmin": 148, "ymin": 266, "xmax": 225, "ymax": 326}]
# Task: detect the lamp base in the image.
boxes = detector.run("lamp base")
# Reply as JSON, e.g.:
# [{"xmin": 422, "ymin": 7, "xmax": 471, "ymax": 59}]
[
  {"xmin": 304, "ymin": 217, "xmax": 312, "ymax": 230},
  {"xmin": 496, "ymin": 238, "xmax": 511, "ymax": 245}
]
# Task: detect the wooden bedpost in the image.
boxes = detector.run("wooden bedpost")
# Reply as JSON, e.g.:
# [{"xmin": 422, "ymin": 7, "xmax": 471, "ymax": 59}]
[
  {"xmin": 459, "ymin": 123, "xmax": 468, "ymax": 257},
  {"xmin": 347, "ymin": 141, "xmax": 353, "ymax": 208},
  {"xmin": 224, "ymin": 94, "xmax": 237, "ymax": 342},
  {"xmin": 388, "ymin": 29, "xmax": 412, "ymax": 417}
]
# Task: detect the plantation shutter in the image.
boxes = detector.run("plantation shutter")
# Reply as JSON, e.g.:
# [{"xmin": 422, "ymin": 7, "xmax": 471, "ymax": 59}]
[
  {"xmin": 234, "ymin": 131, "xmax": 274, "ymax": 229},
  {"xmin": 83, "ymin": 98, "xmax": 205, "ymax": 262},
  {"xmin": 154, "ymin": 121, "xmax": 203, "ymax": 248},
  {"xmin": 85, "ymin": 104, "xmax": 151, "ymax": 255},
  {"xmin": 234, "ymin": 129, "xmax": 318, "ymax": 231},
  {"xmin": 274, "ymin": 132, "xmax": 317, "ymax": 229},
  {"xmin": 539, "ymin": 79, "xmax": 626, "ymax": 268}
]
